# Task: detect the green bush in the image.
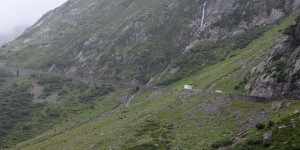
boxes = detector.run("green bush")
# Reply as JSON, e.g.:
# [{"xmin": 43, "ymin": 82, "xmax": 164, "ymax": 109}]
[
  {"xmin": 38, "ymin": 76, "xmax": 72, "ymax": 86},
  {"xmin": 46, "ymin": 107, "xmax": 61, "ymax": 117},
  {"xmin": 0, "ymin": 128, "xmax": 7, "ymax": 136},
  {"xmin": 38, "ymin": 75, "xmax": 72, "ymax": 98},
  {"xmin": 268, "ymin": 60, "xmax": 288, "ymax": 82},
  {"xmin": 247, "ymin": 138, "xmax": 263, "ymax": 145},
  {"xmin": 79, "ymin": 84, "xmax": 114, "ymax": 103},
  {"xmin": 283, "ymin": 15, "xmax": 300, "ymax": 47},
  {"xmin": 131, "ymin": 120, "xmax": 173, "ymax": 149},
  {"xmin": 22, "ymin": 124, "xmax": 32, "ymax": 130},
  {"xmin": 125, "ymin": 142, "xmax": 165, "ymax": 150},
  {"xmin": 156, "ymin": 73, "xmax": 183, "ymax": 86},
  {"xmin": 268, "ymin": 121, "xmax": 275, "ymax": 127},
  {"xmin": 135, "ymin": 120, "xmax": 160, "ymax": 137},
  {"xmin": 255, "ymin": 123, "xmax": 265, "ymax": 130},
  {"xmin": 211, "ymin": 138, "xmax": 234, "ymax": 148},
  {"xmin": 0, "ymin": 83, "xmax": 35, "ymax": 147},
  {"xmin": 232, "ymin": 28, "xmax": 266, "ymax": 50},
  {"xmin": 263, "ymin": 140, "xmax": 272, "ymax": 148},
  {"xmin": 2, "ymin": 121, "xmax": 13, "ymax": 129}
]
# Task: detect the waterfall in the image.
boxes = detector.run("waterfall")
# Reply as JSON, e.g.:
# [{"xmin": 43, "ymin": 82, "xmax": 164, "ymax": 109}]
[
  {"xmin": 201, "ymin": 1, "xmax": 208, "ymax": 27},
  {"xmin": 183, "ymin": 1, "xmax": 208, "ymax": 54}
]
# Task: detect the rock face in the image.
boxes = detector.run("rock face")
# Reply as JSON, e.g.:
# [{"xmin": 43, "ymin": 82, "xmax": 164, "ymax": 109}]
[
  {"xmin": 262, "ymin": 131, "xmax": 273, "ymax": 141},
  {"xmin": 1, "ymin": 0, "xmax": 299, "ymax": 84},
  {"xmin": 244, "ymin": 16, "xmax": 300, "ymax": 99}
]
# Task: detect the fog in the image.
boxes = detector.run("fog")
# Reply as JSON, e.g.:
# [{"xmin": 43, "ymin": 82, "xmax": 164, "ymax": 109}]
[{"xmin": 0, "ymin": 0, "xmax": 67, "ymax": 44}]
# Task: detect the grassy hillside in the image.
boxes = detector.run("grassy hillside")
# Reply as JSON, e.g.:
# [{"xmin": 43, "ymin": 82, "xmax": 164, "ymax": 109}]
[
  {"xmin": 0, "ymin": 74, "xmax": 129, "ymax": 148},
  {"xmin": 12, "ymin": 88, "xmax": 300, "ymax": 149},
  {"xmin": 0, "ymin": 1, "xmax": 298, "ymax": 149},
  {"xmin": 164, "ymin": 12, "xmax": 298, "ymax": 94},
  {"xmin": 5, "ymin": 11, "xmax": 299, "ymax": 150},
  {"xmin": 233, "ymin": 108, "xmax": 300, "ymax": 150}
]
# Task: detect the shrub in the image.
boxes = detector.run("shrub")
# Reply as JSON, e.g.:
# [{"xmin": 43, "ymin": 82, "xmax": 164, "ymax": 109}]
[
  {"xmin": 256, "ymin": 123, "xmax": 265, "ymax": 130},
  {"xmin": 0, "ymin": 128, "xmax": 7, "ymax": 136},
  {"xmin": 268, "ymin": 60, "xmax": 288, "ymax": 82},
  {"xmin": 134, "ymin": 87, "xmax": 140, "ymax": 93},
  {"xmin": 125, "ymin": 143, "xmax": 162, "ymax": 150},
  {"xmin": 79, "ymin": 84, "xmax": 114, "ymax": 103},
  {"xmin": 30, "ymin": 74, "xmax": 37, "ymax": 78},
  {"xmin": 46, "ymin": 107, "xmax": 61, "ymax": 117},
  {"xmin": 156, "ymin": 73, "xmax": 183, "ymax": 86},
  {"xmin": 263, "ymin": 140, "xmax": 272, "ymax": 147},
  {"xmin": 268, "ymin": 121, "xmax": 275, "ymax": 127},
  {"xmin": 2, "ymin": 121, "xmax": 13, "ymax": 129},
  {"xmin": 211, "ymin": 138, "xmax": 234, "ymax": 148},
  {"xmin": 22, "ymin": 124, "xmax": 32, "ymax": 130},
  {"xmin": 135, "ymin": 120, "xmax": 160, "ymax": 137},
  {"xmin": 247, "ymin": 138, "xmax": 263, "ymax": 145},
  {"xmin": 59, "ymin": 90, "xmax": 69, "ymax": 96}
]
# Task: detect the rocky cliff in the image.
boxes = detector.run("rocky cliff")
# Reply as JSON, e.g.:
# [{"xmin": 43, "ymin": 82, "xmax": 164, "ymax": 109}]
[
  {"xmin": 245, "ymin": 15, "xmax": 300, "ymax": 99},
  {"xmin": 0, "ymin": 0, "xmax": 299, "ymax": 85}
]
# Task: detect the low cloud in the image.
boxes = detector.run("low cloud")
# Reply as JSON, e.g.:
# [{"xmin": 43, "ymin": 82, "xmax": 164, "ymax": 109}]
[{"xmin": 0, "ymin": 0, "xmax": 67, "ymax": 40}]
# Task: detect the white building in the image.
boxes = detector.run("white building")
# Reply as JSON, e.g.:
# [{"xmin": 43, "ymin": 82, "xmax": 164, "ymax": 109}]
[
  {"xmin": 184, "ymin": 85, "xmax": 193, "ymax": 90},
  {"xmin": 215, "ymin": 90, "xmax": 223, "ymax": 93}
]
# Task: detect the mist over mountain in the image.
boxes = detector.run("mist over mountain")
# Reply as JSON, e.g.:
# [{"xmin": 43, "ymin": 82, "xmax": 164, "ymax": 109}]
[
  {"xmin": 0, "ymin": 0, "xmax": 67, "ymax": 45},
  {"xmin": 0, "ymin": 25, "xmax": 28, "ymax": 45}
]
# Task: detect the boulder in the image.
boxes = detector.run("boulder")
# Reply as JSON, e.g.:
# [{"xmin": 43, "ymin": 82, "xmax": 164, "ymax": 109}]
[
  {"xmin": 290, "ymin": 119, "xmax": 297, "ymax": 128},
  {"xmin": 271, "ymin": 102, "xmax": 283, "ymax": 110},
  {"xmin": 278, "ymin": 125, "xmax": 287, "ymax": 130},
  {"xmin": 286, "ymin": 102, "xmax": 293, "ymax": 107},
  {"xmin": 215, "ymin": 90, "xmax": 223, "ymax": 93},
  {"xmin": 294, "ymin": 110, "xmax": 299, "ymax": 115},
  {"xmin": 262, "ymin": 131, "xmax": 273, "ymax": 140}
]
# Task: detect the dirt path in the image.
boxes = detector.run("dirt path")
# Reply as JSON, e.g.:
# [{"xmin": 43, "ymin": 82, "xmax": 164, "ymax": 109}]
[{"xmin": 0, "ymin": 60, "xmax": 282, "ymax": 102}]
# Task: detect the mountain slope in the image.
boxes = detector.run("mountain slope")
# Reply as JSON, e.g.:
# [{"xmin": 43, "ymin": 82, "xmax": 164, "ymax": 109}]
[
  {"xmin": 1, "ymin": 0, "xmax": 299, "ymax": 85},
  {"xmin": 0, "ymin": 0, "xmax": 300, "ymax": 149},
  {"xmin": 11, "ymin": 89, "xmax": 300, "ymax": 149},
  {"xmin": 244, "ymin": 15, "xmax": 300, "ymax": 99},
  {"xmin": 1, "ymin": 10, "xmax": 298, "ymax": 149},
  {"xmin": 164, "ymin": 12, "xmax": 299, "ymax": 94}
]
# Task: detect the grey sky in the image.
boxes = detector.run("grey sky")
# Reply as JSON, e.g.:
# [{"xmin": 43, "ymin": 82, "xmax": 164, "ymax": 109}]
[{"xmin": 0, "ymin": 0, "xmax": 67, "ymax": 36}]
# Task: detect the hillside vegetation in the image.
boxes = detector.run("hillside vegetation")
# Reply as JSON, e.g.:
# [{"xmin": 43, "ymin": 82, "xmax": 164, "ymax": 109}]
[
  {"xmin": 0, "ymin": 12, "xmax": 297, "ymax": 149},
  {"xmin": 165, "ymin": 12, "xmax": 298, "ymax": 93},
  {"xmin": 0, "ymin": 0, "xmax": 299, "ymax": 149},
  {"xmin": 0, "ymin": 74, "xmax": 126, "ymax": 148}
]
